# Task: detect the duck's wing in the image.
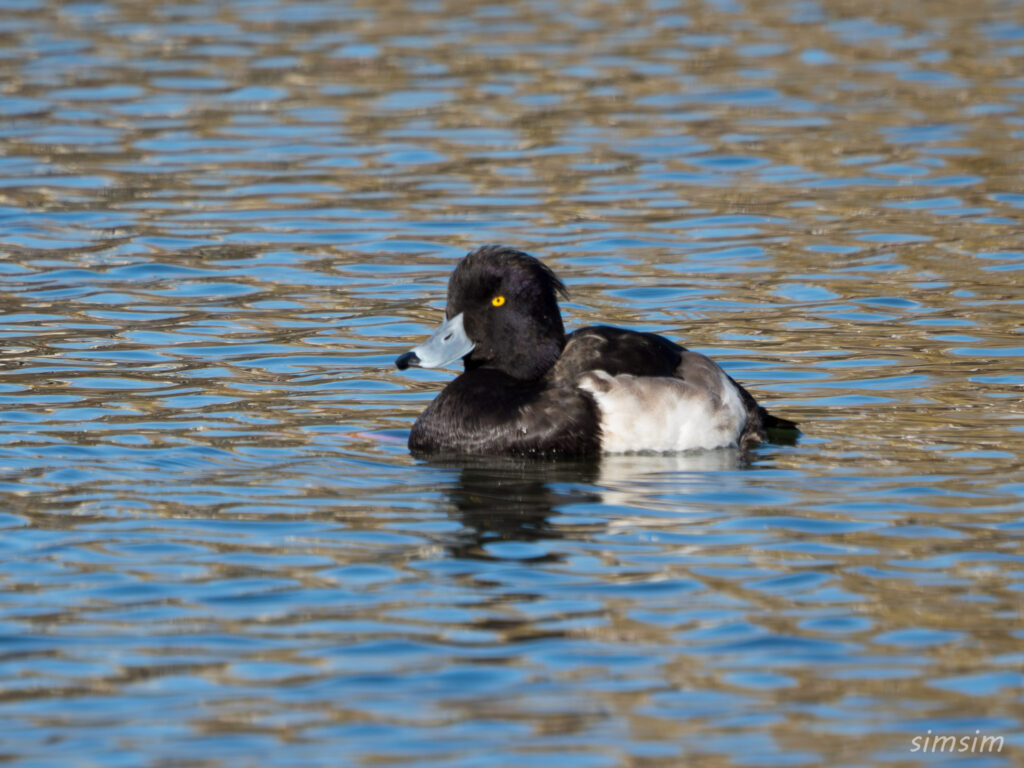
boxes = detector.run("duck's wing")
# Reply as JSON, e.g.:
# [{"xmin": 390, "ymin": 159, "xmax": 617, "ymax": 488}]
[
  {"xmin": 554, "ymin": 325, "xmax": 797, "ymax": 449},
  {"xmin": 550, "ymin": 325, "xmax": 683, "ymax": 384}
]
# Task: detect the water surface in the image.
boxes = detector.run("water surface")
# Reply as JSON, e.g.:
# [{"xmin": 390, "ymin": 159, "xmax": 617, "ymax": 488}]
[{"xmin": 1, "ymin": 0, "xmax": 1023, "ymax": 765}]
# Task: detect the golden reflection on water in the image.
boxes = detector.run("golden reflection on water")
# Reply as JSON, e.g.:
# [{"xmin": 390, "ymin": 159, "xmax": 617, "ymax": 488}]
[{"xmin": 0, "ymin": 0, "xmax": 1022, "ymax": 765}]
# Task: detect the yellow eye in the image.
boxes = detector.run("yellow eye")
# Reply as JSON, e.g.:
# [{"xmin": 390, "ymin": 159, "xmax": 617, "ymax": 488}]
[{"xmin": 491, "ymin": 295, "xmax": 506, "ymax": 307}]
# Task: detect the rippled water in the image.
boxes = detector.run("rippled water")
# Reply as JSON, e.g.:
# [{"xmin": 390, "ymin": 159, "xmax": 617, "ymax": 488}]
[{"xmin": 2, "ymin": 0, "xmax": 1023, "ymax": 765}]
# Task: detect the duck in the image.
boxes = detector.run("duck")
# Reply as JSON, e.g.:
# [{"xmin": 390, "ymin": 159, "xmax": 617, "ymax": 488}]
[{"xmin": 395, "ymin": 245, "xmax": 798, "ymax": 457}]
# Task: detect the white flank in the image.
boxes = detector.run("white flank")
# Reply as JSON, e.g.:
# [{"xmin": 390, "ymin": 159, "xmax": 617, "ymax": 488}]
[{"xmin": 578, "ymin": 368, "xmax": 747, "ymax": 453}]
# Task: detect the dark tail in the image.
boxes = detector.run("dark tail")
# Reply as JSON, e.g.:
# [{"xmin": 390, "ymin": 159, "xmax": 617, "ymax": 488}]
[
  {"xmin": 763, "ymin": 411, "xmax": 800, "ymax": 445},
  {"xmin": 728, "ymin": 373, "xmax": 801, "ymax": 448}
]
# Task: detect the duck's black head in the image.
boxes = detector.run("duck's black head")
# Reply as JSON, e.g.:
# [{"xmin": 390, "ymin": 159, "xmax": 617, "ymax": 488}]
[{"xmin": 397, "ymin": 245, "xmax": 568, "ymax": 380}]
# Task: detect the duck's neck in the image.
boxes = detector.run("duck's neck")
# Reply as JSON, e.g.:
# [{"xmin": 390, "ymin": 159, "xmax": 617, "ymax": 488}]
[{"xmin": 467, "ymin": 328, "xmax": 565, "ymax": 381}]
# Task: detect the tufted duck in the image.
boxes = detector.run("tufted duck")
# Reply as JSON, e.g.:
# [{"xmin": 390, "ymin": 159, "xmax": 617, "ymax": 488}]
[{"xmin": 396, "ymin": 245, "xmax": 797, "ymax": 456}]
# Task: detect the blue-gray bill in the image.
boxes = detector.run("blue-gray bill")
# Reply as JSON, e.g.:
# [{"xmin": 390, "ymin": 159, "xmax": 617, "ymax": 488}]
[{"xmin": 395, "ymin": 312, "xmax": 474, "ymax": 370}]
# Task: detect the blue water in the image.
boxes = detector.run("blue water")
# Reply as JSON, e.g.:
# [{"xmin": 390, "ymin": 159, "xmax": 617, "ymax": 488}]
[{"xmin": 1, "ymin": 1, "xmax": 1023, "ymax": 766}]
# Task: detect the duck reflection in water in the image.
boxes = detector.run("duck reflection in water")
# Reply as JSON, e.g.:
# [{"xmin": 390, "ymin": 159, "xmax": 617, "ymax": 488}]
[{"xmin": 430, "ymin": 451, "xmax": 749, "ymax": 560}]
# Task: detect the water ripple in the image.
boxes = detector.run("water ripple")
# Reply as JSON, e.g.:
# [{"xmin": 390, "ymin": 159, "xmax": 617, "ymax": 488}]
[{"xmin": 1, "ymin": 0, "xmax": 1022, "ymax": 766}]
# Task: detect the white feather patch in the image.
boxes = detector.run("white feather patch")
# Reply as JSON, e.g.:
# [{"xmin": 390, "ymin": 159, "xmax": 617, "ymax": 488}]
[{"xmin": 578, "ymin": 368, "xmax": 747, "ymax": 453}]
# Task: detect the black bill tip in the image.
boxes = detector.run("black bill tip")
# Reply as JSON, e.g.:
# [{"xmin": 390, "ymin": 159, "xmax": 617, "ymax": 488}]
[{"xmin": 395, "ymin": 351, "xmax": 421, "ymax": 370}]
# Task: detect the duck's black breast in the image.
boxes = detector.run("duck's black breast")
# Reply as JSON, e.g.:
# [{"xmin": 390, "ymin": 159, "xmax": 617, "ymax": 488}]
[{"xmin": 408, "ymin": 368, "xmax": 601, "ymax": 457}]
